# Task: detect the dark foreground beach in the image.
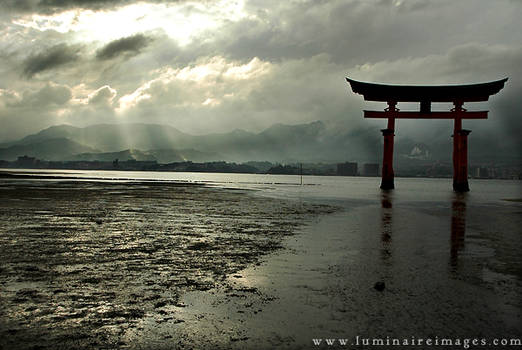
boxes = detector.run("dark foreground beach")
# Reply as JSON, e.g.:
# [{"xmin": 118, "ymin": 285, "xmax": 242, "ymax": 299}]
[
  {"xmin": 0, "ymin": 173, "xmax": 521, "ymax": 349},
  {"xmin": 0, "ymin": 177, "xmax": 335, "ymax": 349}
]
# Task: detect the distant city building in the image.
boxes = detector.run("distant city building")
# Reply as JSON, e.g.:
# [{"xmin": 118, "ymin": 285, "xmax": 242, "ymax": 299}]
[
  {"xmin": 337, "ymin": 162, "xmax": 358, "ymax": 176},
  {"xmin": 362, "ymin": 163, "xmax": 379, "ymax": 177},
  {"xmin": 487, "ymin": 167, "xmax": 497, "ymax": 179},
  {"xmin": 16, "ymin": 155, "xmax": 37, "ymax": 167},
  {"xmin": 474, "ymin": 167, "xmax": 490, "ymax": 178}
]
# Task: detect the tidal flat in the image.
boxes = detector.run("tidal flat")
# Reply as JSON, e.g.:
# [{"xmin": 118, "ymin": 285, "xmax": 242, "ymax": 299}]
[
  {"xmin": 0, "ymin": 179, "xmax": 335, "ymax": 349},
  {"xmin": 1, "ymin": 174, "xmax": 521, "ymax": 350}
]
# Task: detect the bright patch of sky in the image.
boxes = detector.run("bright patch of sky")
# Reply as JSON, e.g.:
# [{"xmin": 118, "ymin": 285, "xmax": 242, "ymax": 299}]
[
  {"xmin": 12, "ymin": 0, "xmax": 251, "ymax": 46},
  {"xmin": 117, "ymin": 56, "xmax": 271, "ymax": 112}
]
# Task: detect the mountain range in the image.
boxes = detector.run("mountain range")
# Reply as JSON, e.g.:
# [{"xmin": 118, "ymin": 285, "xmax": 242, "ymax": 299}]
[{"xmin": 0, "ymin": 121, "xmax": 518, "ymax": 165}]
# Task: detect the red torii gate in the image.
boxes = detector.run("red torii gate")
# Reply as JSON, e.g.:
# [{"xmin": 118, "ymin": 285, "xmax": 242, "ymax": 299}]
[{"xmin": 346, "ymin": 77, "xmax": 507, "ymax": 192}]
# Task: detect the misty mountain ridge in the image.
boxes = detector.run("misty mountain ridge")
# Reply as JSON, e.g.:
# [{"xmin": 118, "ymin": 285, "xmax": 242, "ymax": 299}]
[
  {"xmin": 0, "ymin": 121, "xmax": 518, "ymax": 164},
  {"xmin": 0, "ymin": 138, "xmax": 99, "ymax": 161},
  {"xmin": 2, "ymin": 123, "xmax": 193, "ymax": 152},
  {"xmin": 0, "ymin": 121, "xmax": 348, "ymax": 163}
]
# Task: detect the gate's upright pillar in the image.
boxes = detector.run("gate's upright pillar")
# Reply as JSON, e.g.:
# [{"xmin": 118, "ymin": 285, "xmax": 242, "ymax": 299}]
[
  {"xmin": 380, "ymin": 101, "xmax": 396, "ymax": 190},
  {"xmin": 452, "ymin": 101, "xmax": 470, "ymax": 192},
  {"xmin": 454, "ymin": 129, "xmax": 471, "ymax": 192}
]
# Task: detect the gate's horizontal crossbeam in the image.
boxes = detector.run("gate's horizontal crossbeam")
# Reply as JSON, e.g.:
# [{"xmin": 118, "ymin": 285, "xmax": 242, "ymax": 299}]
[{"xmin": 363, "ymin": 111, "xmax": 488, "ymax": 119}]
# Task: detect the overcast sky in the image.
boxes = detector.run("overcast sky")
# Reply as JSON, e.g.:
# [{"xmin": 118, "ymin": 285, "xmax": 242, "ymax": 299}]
[{"xmin": 0, "ymin": 0, "xmax": 521, "ymax": 142}]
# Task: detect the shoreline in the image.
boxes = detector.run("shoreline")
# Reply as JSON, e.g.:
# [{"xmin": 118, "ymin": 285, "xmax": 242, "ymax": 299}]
[{"xmin": 2, "ymin": 168, "xmax": 520, "ymax": 182}]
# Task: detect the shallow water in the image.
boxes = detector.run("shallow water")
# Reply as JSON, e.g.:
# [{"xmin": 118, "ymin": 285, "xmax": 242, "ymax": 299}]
[{"xmin": 3, "ymin": 168, "xmax": 520, "ymax": 203}]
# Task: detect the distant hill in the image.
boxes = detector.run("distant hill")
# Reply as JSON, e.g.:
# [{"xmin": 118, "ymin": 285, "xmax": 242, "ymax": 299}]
[
  {"xmin": 1, "ymin": 121, "xmax": 357, "ymax": 163},
  {"xmin": 0, "ymin": 138, "xmax": 99, "ymax": 161},
  {"xmin": 2, "ymin": 123, "xmax": 192, "ymax": 151},
  {"xmin": 0, "ymin": 121, "xmax": 518, "ymax": 165}
]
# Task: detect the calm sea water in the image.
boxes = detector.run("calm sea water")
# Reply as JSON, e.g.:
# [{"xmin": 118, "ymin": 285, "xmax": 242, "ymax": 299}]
[{"xmin": 3, "ymin": 168, "xmax": 521, "ymax": 205}]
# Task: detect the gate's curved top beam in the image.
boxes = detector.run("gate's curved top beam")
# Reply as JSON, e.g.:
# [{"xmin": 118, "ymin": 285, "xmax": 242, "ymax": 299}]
[{"xmin": 346, "ymin": 77, "xmax": 508, "ymax": 103}]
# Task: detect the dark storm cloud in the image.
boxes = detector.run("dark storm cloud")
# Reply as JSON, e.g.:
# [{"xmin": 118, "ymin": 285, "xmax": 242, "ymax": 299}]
[
  {"xmin": 39, "ymin": 0, "xmax": 122, "ymax": 6},
  {"xmin": 22, "ymin": 44, "xmax": 80, "ymax": 78},
  {"xmin": 0, "ymin": 0, "xmax": 191, "ymax": 15},
  {"xmin": 210, "ymin": 0, "xmax": 520, "ymax": 66},
  {"xmin": 0, "ymin": 0, "xmax": 36, "ymax": 13},
  {"xmin": 96, "ymin": 34, "xmax": 153, "ymax": 60},
  {"xmin": 0, "ymin": 0, "xmax": 125, "ymax": 14}
]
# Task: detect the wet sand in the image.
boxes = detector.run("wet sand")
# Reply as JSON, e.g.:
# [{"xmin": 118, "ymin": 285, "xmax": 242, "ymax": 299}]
[
  {"xmin": 0, "ymin": 179, "xmax": 335, "ymax": 349},
  {"xmin": 1, "ymin": 176, "xmax": 521, "ymax": 349},
  {"xmin": 160, "ymin": 192, "xmax": 522, "ymax": 349}
]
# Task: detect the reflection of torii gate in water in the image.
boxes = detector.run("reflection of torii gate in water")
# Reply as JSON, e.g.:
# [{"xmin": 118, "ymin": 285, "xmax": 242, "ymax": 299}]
[{"xmin": 346, "ymin": 77, "xmax": 507, "ymax": 192}]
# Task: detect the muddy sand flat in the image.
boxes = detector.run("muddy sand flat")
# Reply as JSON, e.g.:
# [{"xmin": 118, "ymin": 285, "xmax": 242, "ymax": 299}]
[
  {"xmin": 1, "ymin": 177, "xmax": 521, "ymax": 349},
  {"xmin": 0, "ymin": 179, "xmax": 335, "ymax": 349}
]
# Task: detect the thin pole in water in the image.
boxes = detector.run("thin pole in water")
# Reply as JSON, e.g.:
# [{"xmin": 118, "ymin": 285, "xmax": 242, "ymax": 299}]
[{"xmin": 300, "ymin": 163, "xmax": 303, "ymax": 186}]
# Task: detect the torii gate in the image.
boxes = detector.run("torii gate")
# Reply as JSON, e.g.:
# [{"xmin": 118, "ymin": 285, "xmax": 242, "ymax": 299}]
[{"xmin": 346, "ymin": 77, "xmax": 507, "ymax": 192}]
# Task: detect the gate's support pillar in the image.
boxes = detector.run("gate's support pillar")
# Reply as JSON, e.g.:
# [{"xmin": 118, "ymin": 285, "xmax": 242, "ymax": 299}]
[
  {"xmin": 452, "ymin": 101, "xmax": 470, "ymax": 192},
  {"xmin": 380, "ymin": 128, "xmax": 395, "ymax": 190},
  {"xmin": 453, "ymin": 129, "xmax": 471, "ymax": 192},
  {"xmin": 380, "ymin": 102, "xmax": 396, "ymax": 190}
]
